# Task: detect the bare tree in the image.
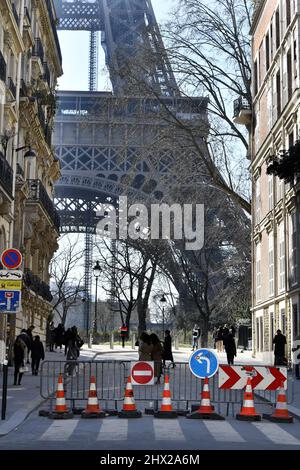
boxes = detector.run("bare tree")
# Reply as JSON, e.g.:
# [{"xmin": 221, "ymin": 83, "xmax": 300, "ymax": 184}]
[{"xmin": 50, "ymin": 235, "xmax": 85, "ymax": 326}]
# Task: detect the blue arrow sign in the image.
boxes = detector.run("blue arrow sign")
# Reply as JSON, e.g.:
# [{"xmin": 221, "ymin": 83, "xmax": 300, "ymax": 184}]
[
  {"xmin": 189, "ymin": 349, "xmax": 219, "ymax": 379},
  {"xmin": 0, "ymin": 290, "xmax": 21, "ymax": 313}
]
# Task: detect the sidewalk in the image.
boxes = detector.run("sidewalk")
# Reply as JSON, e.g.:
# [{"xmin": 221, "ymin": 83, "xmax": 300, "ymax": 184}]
[{"xmin": 0, "ymin": 347, "xmax": 299, "ymax": 436}]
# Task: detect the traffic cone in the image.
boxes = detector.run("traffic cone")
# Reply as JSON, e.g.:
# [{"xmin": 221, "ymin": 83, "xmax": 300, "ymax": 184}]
[
  {"xmin": 118, "ymin": 376, "xmax": 142, "ymax": 418},
  {"xmin": 236, "ymin": 377, "xmax": 261, "ymax": 421},
  {"xmin": 82, "ymin": 376, "xmax": 106, "ymax": 419},
  {"xmin": 48, "ymin": 374, "xmax": 73, "ymax": 419},
  {"xmin": 187, "ymin": 378, "xmax": 224, "ymax": 420},
  {"xmin": 154, "ymin": 375, "xmax": 177, "ymax": 419},
  {"xmin": 263, "ymin": 382, "xmax": 293, "ymax": 423}
]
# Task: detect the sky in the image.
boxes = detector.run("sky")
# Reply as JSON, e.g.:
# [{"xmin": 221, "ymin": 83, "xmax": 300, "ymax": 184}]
[{"xmin": 57, "ymin": 0, "xmax": 175, "ymax": 91}]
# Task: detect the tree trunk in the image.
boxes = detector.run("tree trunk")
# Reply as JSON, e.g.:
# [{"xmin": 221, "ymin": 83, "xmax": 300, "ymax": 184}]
[{"xmin": 201, "ymin": 317, "xmax": 209, "ymax": 347}]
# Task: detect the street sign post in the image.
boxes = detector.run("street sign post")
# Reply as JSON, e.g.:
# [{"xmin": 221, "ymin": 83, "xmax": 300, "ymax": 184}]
[
  {"xmin": 218, "ymin": 365, "xmax": 287, "ymax": 390},
  {"xmin": 189, "ymin": 349, "xmax": 219, "ymax": 379},
  {"xmin": 1, "ymin": 249, "xmax": 22, "ymax": 270},
  {"xmin": 131, "ymin": 362, "xmax": 155, "ymax": 385}
]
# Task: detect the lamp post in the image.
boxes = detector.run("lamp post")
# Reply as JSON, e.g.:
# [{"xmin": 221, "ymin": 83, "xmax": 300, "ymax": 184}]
[
  {"xmin": 160, "ymin": 294, "xmax": 167, "ymax": 339},
  {"xmin": 88, "ymin": 260, "xmax": 102, "ymax": 348}
]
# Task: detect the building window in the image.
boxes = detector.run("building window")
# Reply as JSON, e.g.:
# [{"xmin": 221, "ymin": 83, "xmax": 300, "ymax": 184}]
[
  {"xmin": 254, "ymin": 60, "xmax": 258, "ymax": 96},
  {"xmin": 294, "ymin": 38, "xmax": 297, "ymax": 77},
  {"xmin": 275, "ymin": 9, "xmax": 280, "ymax": 50},
  {"xmin": 290, "ymin": 211, "xmax": 298, "ymax": 286},
  {"xmin": 256, "ymin": 177, "xmax": 261, "ymax": 224},
  {"xmin": 276, "ymin": 70, "xmax": 281, "ymax": 117},
  {"xmin": 281, "ymin": 309, "xmax": 286, "ymax": 335},
  {"xmin": 268, "ymin": 174, "xmax": 274, "ymax": 211},
  {"xmin": 279, "ymin": 222, "xmax": 286, "ymax": 292},
  {"xmin": 266, "ymin": 32, "xmax": 270, "ymax": 71},
  {"xmin": 269, "ymin": 232, "xmax": 274, "ymax": 296},
  {"xmin": 287, "ymin": 48, "xmax": 292, "ymax": 100},
  {"xmin": 293, "ymin": 304, "xmax": 299, "ymax": 337},
  {"xmin": 256, "ymin": 243, "xmax": 262, "ymax": 302},
  {"xmin": 286, "ymin": 0, "xmax": 291, "ymax": 27}
]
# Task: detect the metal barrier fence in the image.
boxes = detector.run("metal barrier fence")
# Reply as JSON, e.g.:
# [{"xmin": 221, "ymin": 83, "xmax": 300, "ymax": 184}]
[{"xmin": 40, "ymin": 360, "xmax": 294, "ymax": 415}]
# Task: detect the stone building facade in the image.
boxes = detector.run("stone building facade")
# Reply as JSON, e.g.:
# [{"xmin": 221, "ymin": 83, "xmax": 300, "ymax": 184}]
[
  {"xmin": 0, "ymin": 0, "xmax": 62, "ymax": 361},
  {"xmin": 250, "ymin": 0, "xmax": 300, "ymax": 362}
]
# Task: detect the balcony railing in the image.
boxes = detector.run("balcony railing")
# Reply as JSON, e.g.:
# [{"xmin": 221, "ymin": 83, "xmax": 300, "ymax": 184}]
[
  {"xmin": 32, "ymin": 38, "xmax": 44, "ymax": 63},
  {"xmin": 233, "ymin": 97, "xmax": 251, "ymax": 118},
  {"xmin": 23, "ymin": 268, "xmax": 53, "ymax": 302},
  {"xmin": 7, "ymin": 77, "xmax": 16, "ymax": 98},
  {"xmin": 45, "ymin": 0, "xmax": 63, "ymax": 65},
  {"xmin": 0, "ymin": 151, "xmax": 13, "ymax": 196},
  {"xmin": 0, "ymin": 51, "xmax": 6, "ymax": 83},
  {"xmin": 11, "ymin": 3, "xmax": 19, "ymax": 26},
  {"xmin": 42, "ymin": 62, "xmax": 51, "ymax": 87},
  {"xmin": 27, "ymin": 179, "xmax": 60, "ymax": 231},
  {"xmin": 20, "ymin": 78, "xmax": 28, "ymax": 97}
]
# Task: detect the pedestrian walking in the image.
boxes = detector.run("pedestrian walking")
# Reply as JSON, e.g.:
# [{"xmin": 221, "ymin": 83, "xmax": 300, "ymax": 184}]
[
  {"xmin": 215, "ymin": 327, "xmax": 223, "ymax": 353},
  {"xmin": 292, "ymin": 334, "xmax": 300, "ymax": 379},
  {"xmin": 223, "ymin": 331, "xmax": 237, "ymax": 365},
  {"xmin": 25, "ymin": 325, "xmax": 35, "ymax": 364},
  {"xmin": 31, "ymin": 336, "xmax": 45, "ymax": 375},
  {"xmin": 273, "ymin": 329, "xmax": 287, "ymax": 366},
  {"xmin": 48, "ymin": 321, "xmax": 55, "ymax": 352},
  {"xmin": 66, "ymin": 329, "xmax": 80, "ymax": 377},
  {"xmin": 150, "ymin": 333, "xmax": 163, "ymax": 384},
  {"xmin": 13, "ymin": 337, "xmax": 26, "ymax": 385},
  {"xmin": 120, "ymin": 324, "xmax": 128, "ymax": 348},
  {"xmin": 191, "ymin": 325, "xmax": 200, "ymax": 351},
  {"xmin": 138, "ymin": 332, "xmax": 153, "ymax": 361},
  {"xmin": 163, "ymin": 330, "xmax": 175, "ymax": 368}
]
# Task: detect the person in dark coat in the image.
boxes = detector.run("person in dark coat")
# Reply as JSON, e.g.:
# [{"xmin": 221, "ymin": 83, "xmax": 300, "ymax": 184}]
[
  {"xmin": 150, "ymin": 333, "xmax": 163, "ymax": 384},
  {"xmin": 13, "ymin": 337, "xmax": 26, "ymax": 385},
  {"xmin": 223, "ymin": 332, "xmax": 237, "ymax": 365},
  {"xmin": 273, "ymin": 330, "xmax": 287, "ymax": 366},
  {"xmin": 163, "ymin": 330, "xmax": 175, "ymax": 368},
  {"xmin": 31, "ymin": 336, "xmax": 45, "ymax": 375},
  {"xmin": 54, "ymin": 324, "xmax": 65, "ymax": 352}
]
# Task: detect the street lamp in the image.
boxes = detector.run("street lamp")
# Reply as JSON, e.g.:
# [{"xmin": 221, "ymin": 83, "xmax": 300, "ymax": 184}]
[
  {"xmin": 88, "ymin": 260, "xmax": 102, "ymax": 348},
  {"xmin": 160, "ymin": 294, "xmax": 167, "ymax": 339}
]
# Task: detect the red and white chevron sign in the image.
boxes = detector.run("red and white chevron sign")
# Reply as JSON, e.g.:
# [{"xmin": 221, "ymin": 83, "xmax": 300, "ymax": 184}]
[{"xmin": 218, "ymin": 365, "xmax": 287, "ymax": 390}]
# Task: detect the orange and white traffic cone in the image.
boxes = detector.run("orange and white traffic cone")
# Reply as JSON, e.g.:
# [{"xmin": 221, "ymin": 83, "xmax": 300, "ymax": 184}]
[
  {"xmin": 154, "ymin": 375, "xmax": 177, "ymax": 419},
  {"xmin": 263, "ymin": 382, "xmax": 293, "ymax": 423},
  {"xmin": 118, "ymin": 376, "xmax": 141, "ymax": 418},
  {"xmin": 236, "ymin": 377, "xmax": 261, "ymax": 421},
  {"xmin": 82, "ymin": 376, "xmax": 106, "ymax": 419},
  {"xmin": 187, "ymin": 378, "xmax": 224, "ymax": 420},
  {"xmin": 48, "ymin": 374, "xmax": 73, "ymax": 419}
]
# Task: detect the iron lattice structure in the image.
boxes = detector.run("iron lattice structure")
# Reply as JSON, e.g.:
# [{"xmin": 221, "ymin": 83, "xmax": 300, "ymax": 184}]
[{"xmin": 53, "ymin": 0, "xmax": 209, "ymax": 331}]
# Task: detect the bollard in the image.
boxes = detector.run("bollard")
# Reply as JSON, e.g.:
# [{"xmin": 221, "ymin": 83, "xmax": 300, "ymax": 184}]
[
  {"xmin": 132, "ymin": 333, "xmax": 136, "ymax": 349},
  {"xmin": 110, "ymin": 333, "xmax": 114, "ymax": 350}
]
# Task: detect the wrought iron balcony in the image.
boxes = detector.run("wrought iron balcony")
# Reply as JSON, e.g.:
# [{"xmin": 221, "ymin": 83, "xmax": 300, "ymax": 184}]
[
  {"xmin": 0, "ymin": 151, "xmax": 13, "ymax": 197},
  {"xmin": 45, "ymin": 0, "xmax": 63, "ymax": 65},
  {"xmin": 32, "ymin": 38, "xmax": 44, "ymax": 63},
  {"xmin": 20, "ymin": 78, "xmax": 28, "ymax": 98},
  {"xmin": 233, "ymin": 97, "xmax": 252, "ymax": 125},
  {"xmin": 7, "ymin": 77, "xmax": 16, "ymax": 98},
  {"xmin": 42, "ymin": 62, "xmax": 51, "ymax": 87},
  {"xmin": 27, "ymin": 179, "xmax": 60, "ymax": 231},
  {"xmin": 23, "ymin": 268, "xmax": 53, "ymax": 302},
  {"xmin": 11, "ymin": 3, "xmax": 19, "ymax": 26},
  {"xmin": 0, "ymin": 51, "xmax": 6, "ymax": 83}
]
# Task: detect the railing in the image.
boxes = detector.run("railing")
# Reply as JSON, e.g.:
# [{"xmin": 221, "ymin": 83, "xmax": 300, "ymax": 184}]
[
  {"xmin": 11, "ymin": 3, "xmax": 19, "ymax": 26},
  {"xmin": 40, "ymin": 360, "xmax": 294, "ymax": 416},
  {"xmin": 233, "ymin": 97, "xmax": 251, "ymax": 118},
  {"xmin": 20, "ymin": 78, "xmax": 28, "ymax": 98},
  {"xmin": 0, "ymin": 51, "xmax": 6, "ymax": 83},
  {"xmin": 45, "ymin": 0, "xmax": 63, "ymax": 65},
  {"xmin": 23, "ymin": 268, "xmax": 53, "ymax": 302},
  {"xmin": 32, "ymin": 38, "xmax": 44, "ymax": 63},
  {"xmin": 24, "ymin": 6, "xmax": 31, "ymax": 25},
  {"xmin": 0, "ymin": 151, "xmax": 13, "ymax": 196},
  {"xmin": 42, "ymin": 62, "xmax": 51, "ymax": 87},
  {"xmin": 27, "ymin": 179, "xmax": 60, "ymax": 230},
  {"xmin": 7, "ymin": 77, "xmax": 16, "ymax": 98}
]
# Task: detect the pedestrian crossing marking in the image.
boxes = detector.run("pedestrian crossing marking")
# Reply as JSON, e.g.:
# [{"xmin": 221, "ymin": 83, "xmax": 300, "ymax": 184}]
[
  {"xmin": 153, "ymin": 419, "xmax": 186, "ymax": 441},
  {"xmin": 97, "ymin": 419, "xmax": 128, "ymax": 441},
  {"xmin": 203, "ymin": 421, "xmax": 245, "ymax": 442},
  {"xmin": 253, "ymin": 422, "xmax": 300, "ymax": 446},
  {"xmin": 39, "ymin": 420, "xmax": 79, "ymax": 441}
]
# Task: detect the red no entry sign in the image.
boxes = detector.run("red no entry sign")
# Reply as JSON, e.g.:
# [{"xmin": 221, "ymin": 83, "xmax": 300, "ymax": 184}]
[
  {"xmin": 131, "ymin": 362, "xmax": 154, "ymax": 386},
  {"xmin": 1, "ymin": 249, "xmax": 22, "ymax": 270}
]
